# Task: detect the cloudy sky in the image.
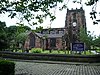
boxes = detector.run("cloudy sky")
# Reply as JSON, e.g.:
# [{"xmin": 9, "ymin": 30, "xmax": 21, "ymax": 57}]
[{"xmin": 0, "ymin": 0, "xmax": 100, "ymax": 36}]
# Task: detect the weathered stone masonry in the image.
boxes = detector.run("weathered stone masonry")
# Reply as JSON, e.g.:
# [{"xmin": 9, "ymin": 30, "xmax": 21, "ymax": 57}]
[{"xmin": 23, "ymin": 7, "xmax": 86, "ymax": 50}]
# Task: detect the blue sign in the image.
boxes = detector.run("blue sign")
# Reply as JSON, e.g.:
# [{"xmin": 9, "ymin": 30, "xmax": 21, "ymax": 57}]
[{"xmin": 71, "ymin": 43, "xmax": 85, "ymax": 51}]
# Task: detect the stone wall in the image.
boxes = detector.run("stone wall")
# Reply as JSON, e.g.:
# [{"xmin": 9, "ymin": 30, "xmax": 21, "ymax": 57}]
[
  {"xmin": 35, "ymin": 36, "xmax": 41, "ymax": 48},
  {"xmin": 56, "ymin": 38, "xmax": 63, "ymax": 50},
  {"xmin": 0, "ymin": 51, "xmax": 100, "ymax": 63}
]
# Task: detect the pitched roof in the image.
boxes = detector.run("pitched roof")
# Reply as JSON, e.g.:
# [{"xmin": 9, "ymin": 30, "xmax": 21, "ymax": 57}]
[{"xmin": 35, "ymin": 33, "xmax": 64, "ymax": 38}]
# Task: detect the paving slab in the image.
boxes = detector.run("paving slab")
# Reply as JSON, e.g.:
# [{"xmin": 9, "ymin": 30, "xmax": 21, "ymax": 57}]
[{"xmin": 15, "ymin": 61, "xmax": 100, "ymax": 75}]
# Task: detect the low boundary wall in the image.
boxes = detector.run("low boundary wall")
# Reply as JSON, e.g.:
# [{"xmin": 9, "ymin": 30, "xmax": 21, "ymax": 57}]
[{"xmin": 0, "ymin": 51, "xmax": 100, "ymax": 63}]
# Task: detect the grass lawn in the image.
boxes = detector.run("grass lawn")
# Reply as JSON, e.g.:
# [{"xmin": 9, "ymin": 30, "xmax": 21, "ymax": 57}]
[
  {"xmin": 42, "ymin": 50, "xmax": 71, "ymax": 54},
  {"xmin": 81, "ymin": 50, "xmax": 94, "ymax": 55},
  {"xmin": 41, "ymin": 50, "xmax": 95, "ymax": 55},
  {"xmin": 14, "ymin": 48, "xmax": 98, "ymax": 55},
  {"xmin": 96, "ymin": 49, "xmax": 100, "ymax": 52}
]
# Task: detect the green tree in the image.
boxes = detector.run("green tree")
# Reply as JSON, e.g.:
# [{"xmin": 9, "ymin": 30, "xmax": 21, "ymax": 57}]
[
  {"xmin": 0, "ymin": 0, "xmax": 99, "ymax": 25},
  {"xmin": 0, "ymin": 21, "xmax": 8, "ymax": 50},
  {"xmin": 16, "ymin": 33, "xmax": 27, "ymax": 47},
  {"xmin": 33, "ymin": 26, "xmax": 43, "ymax": 32},
  {"xmin": 6, "ymin": 26, "xmax": 17, "ymax": 50},
  {"xmin": 0, "ymin": 0, "xmax": 63, "ymax": 25},
  {"xmin": 7, "ymin": 26, "xmax": 17, "ymax": 41},
  {"xmin": 93, "ymin": 36, "xmax": 100, "ymax": 48},
  {"xmin": 15, "ymin": 25, "xmax": 31, "ymax": 50},
  {"xmin": 79, "ymin": 27, "xmax": 93, "ymax": 50},
  {"xmin": 7, "ymin": 25, "xmax": 31, "ymax": 51}
]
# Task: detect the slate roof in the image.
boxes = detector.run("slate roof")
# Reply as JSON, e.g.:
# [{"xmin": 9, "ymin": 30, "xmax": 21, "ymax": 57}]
[{"xmin": 35, "ymin": 33, "xmax": 64, "ymax": 38}]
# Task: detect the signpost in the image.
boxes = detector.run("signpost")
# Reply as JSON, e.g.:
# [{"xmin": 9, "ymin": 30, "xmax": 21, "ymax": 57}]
[{"xmin": 71, "ymin": 43, "xmax": 85, "ymax": 54}]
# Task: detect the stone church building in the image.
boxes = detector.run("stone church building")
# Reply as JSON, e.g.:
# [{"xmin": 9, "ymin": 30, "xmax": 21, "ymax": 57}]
[{"xmin": 24, "ymin": 7, "xmax": 87, "ymax": 50}]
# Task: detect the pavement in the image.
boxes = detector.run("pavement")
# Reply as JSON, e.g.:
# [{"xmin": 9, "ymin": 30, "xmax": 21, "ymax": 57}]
[
  {"xmin": 0, "ymin": 58, "xmax": 100, "ymax": 75},
  {"xmin": 15, "ymin": 61, "xmax": 100, "ymax": 75}
]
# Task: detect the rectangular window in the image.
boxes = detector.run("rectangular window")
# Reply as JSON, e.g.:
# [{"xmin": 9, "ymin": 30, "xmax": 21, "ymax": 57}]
[
  {"xmin": 59, "ymin": 30, "xmax": 64, "ymax": 34},
  {"xmin": 50, "ymin": 31, "xmax": 55, "ymax": 34}
]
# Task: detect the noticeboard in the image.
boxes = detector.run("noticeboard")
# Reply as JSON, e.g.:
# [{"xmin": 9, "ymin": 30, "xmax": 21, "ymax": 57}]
[{"xmin": 71, "ymin": 43, "xmax": 85, "ymax": 51}]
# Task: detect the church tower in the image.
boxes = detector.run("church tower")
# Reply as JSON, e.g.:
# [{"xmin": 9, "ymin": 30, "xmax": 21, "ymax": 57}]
[{"xmin": 64, "ymin": 7, "xmax": 87, "ymax": 49}]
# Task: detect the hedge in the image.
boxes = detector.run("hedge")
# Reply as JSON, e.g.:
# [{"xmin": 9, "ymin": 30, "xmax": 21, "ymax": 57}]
[{"xmin": 0, "ymin": 60, "xmax": 15, "ymax": 75}]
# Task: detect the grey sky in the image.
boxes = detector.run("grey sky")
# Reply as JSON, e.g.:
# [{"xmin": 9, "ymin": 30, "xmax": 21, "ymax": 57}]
[{"xmin": 0, "ymin": 0, "xmax": 100, "ymax": 36}]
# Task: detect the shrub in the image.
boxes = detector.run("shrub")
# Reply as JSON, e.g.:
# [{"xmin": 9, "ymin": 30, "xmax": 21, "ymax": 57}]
[
  {"xmin": 0, "ymin": 60, "xmax": 15, "ymax": 75},
  {"xmin": 31, "ymin": 48, "xmax": 42, "ymax": 53}
]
